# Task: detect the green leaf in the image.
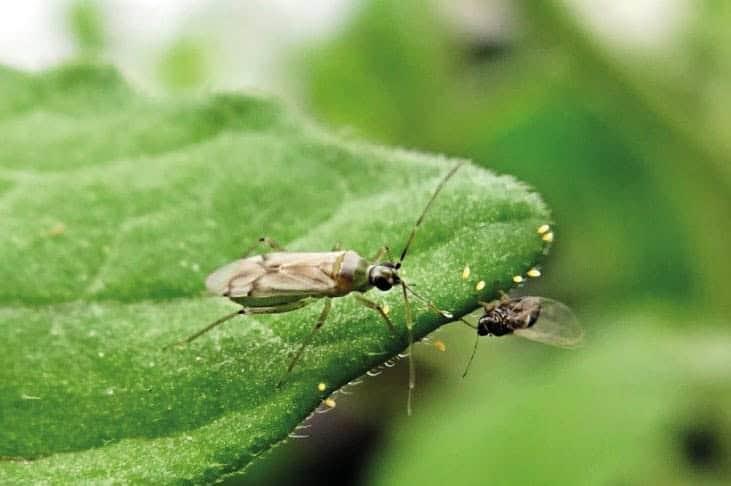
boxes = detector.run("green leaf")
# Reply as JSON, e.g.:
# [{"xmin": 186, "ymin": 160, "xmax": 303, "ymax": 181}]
[{"xmin": 0, "ymin": 63, "xmax": 549, "ymax": 483}]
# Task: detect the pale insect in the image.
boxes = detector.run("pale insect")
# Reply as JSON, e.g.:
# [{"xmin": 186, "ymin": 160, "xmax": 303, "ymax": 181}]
[
  {"xmin": 169, "ymin": 162, "xmax": 464, "ymax": 411},
  {"xmin": 461, "ymin": 295, "xmax": 583, "ymax": 377}
]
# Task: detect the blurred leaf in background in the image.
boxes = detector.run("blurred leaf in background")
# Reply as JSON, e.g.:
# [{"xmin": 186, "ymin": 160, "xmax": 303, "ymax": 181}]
[
  {"xmin": 67, "ymin": 0, "xmax": 105, "ymax": 59},
  {"xmin": 297, "ymin": 0, "xmax": 731, "ymax": 312},
  {"xmin": 157, "ymin": 36, "xmax": 212, "ymax": 91},
  {"xmin": 369, "ymin": 317, "xmax": 731, "ymax": 486}
]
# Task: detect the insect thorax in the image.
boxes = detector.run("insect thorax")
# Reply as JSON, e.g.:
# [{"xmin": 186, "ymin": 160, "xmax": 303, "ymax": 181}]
[
  {"xmin": 478, "ymin": 308, "xmax": 513, "ymax": 336},
  {"xmin": 339, "ymin": 251, "xmax": 372, "ymax": 294},
  {"xmin": 478, "ymin": 298, "xmax": 542, "ymax": 336}
]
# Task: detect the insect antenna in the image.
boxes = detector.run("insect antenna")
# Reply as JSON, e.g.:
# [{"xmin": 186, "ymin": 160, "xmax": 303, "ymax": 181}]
[
  {"xmin": 401, "ymin": 281, "xmax": 481, "ymax": 377},
  {"xmin": 163, "ymin": 309, "xmax": 243, "ymax": 350},
  {"xmin": 401, "ymin": 283, "xmax": 415, "ymax": 416},
  {"xmin": 401, "ymin": 281, "xmax": 453, "ymax": 320},
  {"xmin": 396, "ymin": 162, "xmax": 464, "ymax": 268},
  {"xmin": 402, "ymin": 281, "xmax": 477, "ymax": 330},
  {"xmin": 462, "ymin": 334, "xmax": 481, "ymax": 378}
]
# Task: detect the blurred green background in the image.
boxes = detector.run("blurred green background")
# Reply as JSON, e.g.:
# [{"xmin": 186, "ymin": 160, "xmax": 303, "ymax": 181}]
[{"xmin": 7, "ymin": 0, "xmax": 731, "ymax": 484}]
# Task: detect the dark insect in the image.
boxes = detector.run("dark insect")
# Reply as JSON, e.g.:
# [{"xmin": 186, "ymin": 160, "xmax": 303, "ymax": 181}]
[{"xmin": 462, "ymin": 296, "xmax": 583, "ymax": 377}]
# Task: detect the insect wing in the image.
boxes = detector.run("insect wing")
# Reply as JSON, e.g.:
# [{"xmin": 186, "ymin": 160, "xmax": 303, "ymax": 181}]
[
  {"xmin": 248, "ymin": 261, "xmax": 336, "ymax": 297},
  {"xmin": 206, "ymin": 257, "xmax": 267, "ymax": 296},
  {"xmin": 512, "ymin": 298, "xmax": 583, "ymax": 348},
  {"xmin": 206, "ymin": 252, "xmax": 343, "ymax": 298}
]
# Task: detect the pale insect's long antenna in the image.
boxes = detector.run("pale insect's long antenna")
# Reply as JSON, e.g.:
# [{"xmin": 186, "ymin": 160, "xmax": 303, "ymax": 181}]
[
  {"xmin": 402, "ymin": 281, "xmax": 477, "ymax": 330},
  {"xmin": 401, "ymin": 283, "xmax": 415, "ymax": 416},
  {"xmin": 397, "ymin": 162, "xmax": 464, "ymax": 267},
  {"xmin": 401, "ymin": 282, "xmax": 481, "ymax": 376},
  {"xmin": 164, "ymin": 309, "xmax": 243, "ymax": 349},
  {"xmin": 401, "ymin": 281, "xmax": 453, "ymax": 320},
  {"xmin": 462, "ymin": 334, "xmax": 481, "ymax": 378}
]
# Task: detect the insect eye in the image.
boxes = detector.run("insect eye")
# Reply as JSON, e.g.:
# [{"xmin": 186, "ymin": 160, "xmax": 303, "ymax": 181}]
[{"xmin": 374, "ymin": 276, "xmax": 392, "ymax": 291}]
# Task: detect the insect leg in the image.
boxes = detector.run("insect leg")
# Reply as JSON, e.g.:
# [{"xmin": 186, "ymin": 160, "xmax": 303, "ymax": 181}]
[
  {"xmin": 241, "ymin": 236, "xmax": 286, "ymax": 257},
  {"xmin": 369, "ymin": 246, "xmax": 391, "ymax": 262},
  {"xmin": 401, "ymin": 284, "xmax": 415, "ymax": 416},
  {"xmin": 478, "ymin": 298, "xmax": 503, "ymax": 313},
  {"xmin": 278, "ymin": 298, "xmax": 333, "ymax": 387},
  {"xmin": 461, "ymin": 334, "xmax": 481, "ymax": 378},
  {"xmin": 166, "ymin": 300, "xmax": 314, "ymax": 349},
  {"xmin": 456, "ymin": 314, "xmax": 478, "ymax": 330},
  {"xmin": 164, "ymin": 309, "xmax": 244, "ymax": 349},
  {"xmin": 353, "ymin": 294, "xmax": 396, "ymax": 334}
]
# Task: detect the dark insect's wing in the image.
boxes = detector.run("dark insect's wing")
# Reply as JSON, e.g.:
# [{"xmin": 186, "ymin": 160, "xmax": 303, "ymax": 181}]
[{"xmin": 513, "ymin": 298, "xmax": 583, "ymax": 348}]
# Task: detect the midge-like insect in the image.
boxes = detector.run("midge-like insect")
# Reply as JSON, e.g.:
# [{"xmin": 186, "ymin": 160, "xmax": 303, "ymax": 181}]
[
  {"xmin": 169, "ymin": 162, "xmax": 464, "ymax": 410},
  {"xmin": 461, "ymin": 295, "xmax": 583, "ymax": 377}
]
